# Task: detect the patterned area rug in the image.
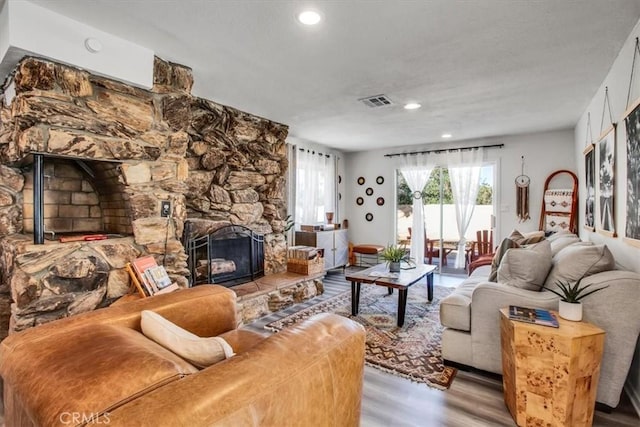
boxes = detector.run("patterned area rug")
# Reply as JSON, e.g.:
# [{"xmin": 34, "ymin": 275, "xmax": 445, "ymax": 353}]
[{"xmin": 265, "ymin": 280, "xmax": 457, "ymax": 390}]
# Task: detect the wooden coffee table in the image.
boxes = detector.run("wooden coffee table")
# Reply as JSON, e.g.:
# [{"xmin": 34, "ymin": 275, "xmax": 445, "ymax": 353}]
[{"xmin": 345, "ymin": 263, "xmax": 436, "ymax": 327}]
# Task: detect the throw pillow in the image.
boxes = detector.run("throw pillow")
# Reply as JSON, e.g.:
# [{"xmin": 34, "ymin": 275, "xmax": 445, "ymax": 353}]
[
  {"xmin": 520, "ymin": 230, "xmax": 546, "ymax": 245},
  {"xmin": 543, "ymin": 244, "xmax": 615, "ymax": 289},
  {"xmin": 488, "ymin": 237, "xmax": 521, "ymax": 282},
  {"xmin": 497, "ymin": 240, "xmax": 552, "ymax": 291},
  {"xmin": 141, "ymin": 310, "xmax": 235, "ymax": 368},
  {"xmin": 505, "ymin": 229, "xmax": 546, "ymax": 245},
  {"xmin": 549, "ymin": 234, "xmax": 581, "ymax": 256},
  {"xmin": 547, "ymin": 230, "xmax": 573, "ymax": 241}
]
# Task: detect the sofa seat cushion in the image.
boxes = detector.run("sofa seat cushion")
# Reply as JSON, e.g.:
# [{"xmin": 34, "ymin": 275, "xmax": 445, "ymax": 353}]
[
  {"xmin": 0, "ymin": 324, "xmax": 198, "ymax": 426},
  {"xmin": 141, "ymin": 310, "xmax": 235, "ymax": 368},
  {"xmin": 440, "ymin": 276, "xmax": 486, "ymax": 331}
]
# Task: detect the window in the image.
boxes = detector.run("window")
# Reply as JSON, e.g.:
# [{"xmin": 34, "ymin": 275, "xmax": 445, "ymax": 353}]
[{"xmin": 295, "ymin": 149, "xmax": 336, "ymax": 225}]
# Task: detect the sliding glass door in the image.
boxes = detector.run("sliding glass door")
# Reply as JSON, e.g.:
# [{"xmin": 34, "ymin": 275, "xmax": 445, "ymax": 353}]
[{"xmin": 396, "ymin": 163, "xmax": 495, "ymax": 275}]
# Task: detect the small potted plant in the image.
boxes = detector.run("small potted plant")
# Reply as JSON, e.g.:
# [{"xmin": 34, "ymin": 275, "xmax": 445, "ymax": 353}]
[
  {"xmin": 545, "ymin": 278, "xmax": 608, "ymax": 321},
  {"xmin": 380, "ymin": 244, "xmax": 411, "ymax": 273}
]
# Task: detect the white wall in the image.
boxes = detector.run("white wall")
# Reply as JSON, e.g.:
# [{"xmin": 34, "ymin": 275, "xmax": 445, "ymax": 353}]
[
  {"xmin": 343, "ymin": 129, "xmax": 575, "ymax": 247},
  {"xmin": 0, "ymin": 1, "xmax": 153, "ymax": 88},
  {"xmin": 0, "ymin": 1, "xmax": 9, "ymax": 64},
  {"xmin": 574, "ymin": 16, "xmax": 640, "ymax": 415}
]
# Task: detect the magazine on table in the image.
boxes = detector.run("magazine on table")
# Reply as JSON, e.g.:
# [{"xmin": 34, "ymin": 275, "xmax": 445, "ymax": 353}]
[{"xmin": 508, "ymin": 305, "xmax": 559, "ymax": 328}]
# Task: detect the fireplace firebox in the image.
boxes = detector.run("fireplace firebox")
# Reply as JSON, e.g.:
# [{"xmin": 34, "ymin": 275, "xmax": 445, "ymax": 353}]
[{"xmin": 183, "ymin": 223, "xmax": 264, "ymax": 287}]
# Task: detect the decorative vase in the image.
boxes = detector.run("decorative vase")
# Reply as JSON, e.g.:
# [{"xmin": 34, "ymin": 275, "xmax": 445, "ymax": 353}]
[
  {"xmin": 325, "ymin": 212, "xmax": 334, "ymax": 224},
  {"xmin": 388, "ymin": 262, "xmax": 401, "ymax": 273},
  {"xmin": 558, "ymin": 301, "xmax": 582, "ymax": 321}
]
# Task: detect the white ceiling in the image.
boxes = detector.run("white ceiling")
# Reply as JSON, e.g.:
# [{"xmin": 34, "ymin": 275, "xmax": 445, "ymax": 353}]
[{"xmin": 26, "ymin": 0, "xmax": 640, "ymax": 152}]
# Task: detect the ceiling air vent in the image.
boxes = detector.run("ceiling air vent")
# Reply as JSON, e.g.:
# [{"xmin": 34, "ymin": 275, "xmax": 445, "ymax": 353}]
[{"xmin": 359, "ymin": 94, "xmax": 393, "ymax": 108}]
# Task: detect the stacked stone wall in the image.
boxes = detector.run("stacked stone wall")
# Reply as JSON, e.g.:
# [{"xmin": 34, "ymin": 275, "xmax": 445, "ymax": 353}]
[{"xmin": 0, "ymin": 56, "xmax": 289, "ymax": 336}]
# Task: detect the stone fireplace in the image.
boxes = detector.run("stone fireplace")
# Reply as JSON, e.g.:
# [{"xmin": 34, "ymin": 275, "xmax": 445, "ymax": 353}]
[
  {"xmin": 0, "ymin": 56, "xmax": 289, "ymax": 339},
  {"xmin": 22, "ymin": 155, "xmax": 133, "ymax": 239}
]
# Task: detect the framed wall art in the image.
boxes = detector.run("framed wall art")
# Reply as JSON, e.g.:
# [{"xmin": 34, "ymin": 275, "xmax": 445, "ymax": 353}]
[
  {"xmin": 623, "ymin": 99, "xmax": 640, "ymax": 246},
  {"xmin": 583, "ymin": 144, "xmax": 596, "ymax": 231},
  {"xmin": 597, "ymin": 124, "xmax": 616, "ymax": 237}
]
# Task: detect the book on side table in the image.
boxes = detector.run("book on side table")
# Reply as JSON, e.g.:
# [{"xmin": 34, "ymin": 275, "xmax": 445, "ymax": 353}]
[{"xmin": 508, "ymin": 305, "xmax": 559, "ymax": 328}]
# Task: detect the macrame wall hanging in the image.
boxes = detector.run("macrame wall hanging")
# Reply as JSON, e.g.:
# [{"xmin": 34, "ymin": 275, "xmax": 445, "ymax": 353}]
[{"xmin": 515, "ymin": 156, "xmax": 531, "ymax": 222}]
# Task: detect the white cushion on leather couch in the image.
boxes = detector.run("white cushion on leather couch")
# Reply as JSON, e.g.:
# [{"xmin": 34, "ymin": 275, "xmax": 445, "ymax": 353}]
[{"xmin": 141, "ymin": 310, "xmax": 235, "ymax": 368}]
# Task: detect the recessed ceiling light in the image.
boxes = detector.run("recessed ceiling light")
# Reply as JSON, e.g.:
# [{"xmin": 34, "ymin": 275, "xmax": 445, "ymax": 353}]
[
  {"xmin": 441, "ymin": 133, "xmax": 453, "ymax": 139},
  {"xmin": 297, "ymin": 10, "xmax": 322, "ymax": 25},
  {"xmin": 404, "ymin": 103, "xmax": 421, "ymax": 110}
]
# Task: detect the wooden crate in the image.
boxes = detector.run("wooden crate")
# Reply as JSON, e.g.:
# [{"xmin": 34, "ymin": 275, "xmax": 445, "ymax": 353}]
[{"xmin": 287, "ymin": 257, "xmax": 324, "ymax": 275}]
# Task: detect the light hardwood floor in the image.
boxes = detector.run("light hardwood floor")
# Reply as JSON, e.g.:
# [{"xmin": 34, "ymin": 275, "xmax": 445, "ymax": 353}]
[{"xmin": 245, "ymin": 269, "xmax": 640, "ymax": 427}]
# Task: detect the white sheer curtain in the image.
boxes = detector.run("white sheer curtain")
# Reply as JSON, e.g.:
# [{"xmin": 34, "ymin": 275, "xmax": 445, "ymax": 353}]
[
  {"xmin": 400, "ymin": 155, "xmax": 433, "ymax": 266},
  {"xmin": 295, "ymin": 149, "xmax": 336, "ymax": 225},
  {"xmin": 447, "ymin": 148, "xmax": 485, "ymax": 268}
]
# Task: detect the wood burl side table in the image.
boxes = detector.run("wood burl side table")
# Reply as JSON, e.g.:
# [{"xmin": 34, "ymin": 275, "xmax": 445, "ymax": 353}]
[{"xmin": 499, "ymin": 308, "xmax": 605, "ymax": 427}]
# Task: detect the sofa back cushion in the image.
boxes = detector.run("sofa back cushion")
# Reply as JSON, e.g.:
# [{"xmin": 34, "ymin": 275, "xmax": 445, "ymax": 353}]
[
  {"xmin": 0, "ymin": 324, "xmax": 198, "ymax": 427},
  {"xmin": 549, "ymin": 233, "xmax": 581, "ymax": 256},
  {"xmin": 544, "ymin": 244, "xmax": 615, "ymax": 289},
  {"xmin": 497, "ymin": 240, "xmax": 552, "ymax": 290}
]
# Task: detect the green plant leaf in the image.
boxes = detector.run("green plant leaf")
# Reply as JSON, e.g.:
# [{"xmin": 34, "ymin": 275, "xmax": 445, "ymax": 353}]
[
  {"xmin": 574, "ymin": 285, "xmax": 609, "ymax": 302},
  {"xmin": 545, "ymin": 278, "xmax": 608, "ymax": 303}
]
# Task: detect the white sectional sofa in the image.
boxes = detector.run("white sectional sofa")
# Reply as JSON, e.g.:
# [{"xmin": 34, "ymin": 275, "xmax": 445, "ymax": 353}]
[{"xmin": 439, "ymin": 232, "xmax": 640, "ymax": 409}]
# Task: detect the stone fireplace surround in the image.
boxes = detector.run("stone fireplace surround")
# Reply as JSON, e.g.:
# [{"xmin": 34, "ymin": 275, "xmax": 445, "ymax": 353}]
[{"xmin": 0, "ymin": 56, "xmax": 290, "ymax": 339}]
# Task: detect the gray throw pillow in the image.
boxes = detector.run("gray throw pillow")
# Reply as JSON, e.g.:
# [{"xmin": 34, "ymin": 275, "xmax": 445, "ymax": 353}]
[
  {"xmin": 549, "ymin": 234, "xmax": 581, "ymax": 256},
  {"xmin": 544, "ymin": 244, "xmax": 615, "ymax": 289},
  {"xmin": 488, "ymin": 237, "xmax": 521, "ymax": 282},
  {"xmin": 497, "ymin": 240, "xmax": 552, "ymax": 291}
]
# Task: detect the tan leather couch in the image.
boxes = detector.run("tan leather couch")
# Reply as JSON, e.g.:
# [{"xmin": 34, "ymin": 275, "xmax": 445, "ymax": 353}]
[{"xmin": 0, "ymin": 285, "xmax": 366, "ymax": 426}]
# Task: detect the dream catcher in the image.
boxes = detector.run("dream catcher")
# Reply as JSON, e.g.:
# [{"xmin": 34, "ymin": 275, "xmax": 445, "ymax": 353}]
[{"xmin": 515, "ymin": 156, "xmax": 530, "ymax": 222}]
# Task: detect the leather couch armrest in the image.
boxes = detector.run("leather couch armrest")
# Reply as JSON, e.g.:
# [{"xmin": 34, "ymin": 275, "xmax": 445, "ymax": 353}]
[{"xmin": 107, "ymin": 313, "xmax": 366, "ymax": 427}]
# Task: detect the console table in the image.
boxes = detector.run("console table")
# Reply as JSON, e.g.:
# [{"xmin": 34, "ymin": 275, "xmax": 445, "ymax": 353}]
[
  {"xmin": 295, "ymin": 229, "xmax": 348, "ymax": 270},
  {"xmin": 500, "ymin": 308, "xmax": 605, "ymax": 427}
]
